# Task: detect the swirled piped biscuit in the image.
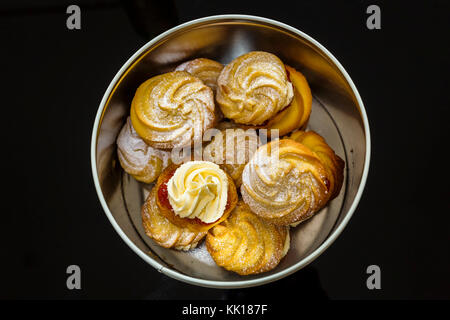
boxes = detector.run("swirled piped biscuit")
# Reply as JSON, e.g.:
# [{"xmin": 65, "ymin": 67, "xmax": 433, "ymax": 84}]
[
  {"xmin": 289, "ymin": 130, "xmax": 345, "ymax": 201},
  {"xmin": 142, "ymin": 187, "xmax": 206, "ymax": 250},
  {"xmin": 216, "ymin": 51, "xmax": 293, "ymax": 125},
  {"xmin": 206, "ymin": 201, "xmax": 290, "ymax": 275},
  {"xmin": 203, "ymin": 128, "xmax": 260, "ymax": 187},
  {"xmin": 116, "ymin": 117, "xmax": 171, "ymax": 183},
  {"xmin": 241, "ymin": 139, "xmax": 333, "ymax": 226},
  {"xmin": 130, "ymin": 71, "xmax": 216, "ymax": 149},
  {"xmin": 175, "ymin": 58, "xmax": 224, "ymax": 93}
]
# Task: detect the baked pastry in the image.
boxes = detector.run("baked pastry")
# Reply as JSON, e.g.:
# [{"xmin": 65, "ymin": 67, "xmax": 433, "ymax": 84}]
[
  {"xmin": 175, "ymin": 58, "xmax": 224, "ymax": 122},
  {"xmin": 289, "ymin": 130, "xmax": 344, "ymax": 200},
  {"xmin": 130, "ymin": 71, "xmax": 216, "ymax": 149},
  {"xmin": 215, "ymin": 120, "xmax": 238, "ymax": 130},
  {"xmin": 241, "ymin": 139, "xmax": 340, "ymax": 225},
  {"xmin": 266, "ymin": 65, "xmax": 312, "ymax": 136},
  {"xmin": 142, "ymin": 187, "xmax": 206, "ymax": 250},
  {"xmin": 175, "ymin": 58, "xmax": 224, "ymax": 93},
  {"xmin": 216, "ymin": 51, "xmax": 294, "ymax": 125},
  {"xmin": 203, "ymin": 128, "xmax": 260, "ymax": 187},
  {"xmin": 154, "ymin": 161, "xmax": 238, "ymax": 232},
  {"xmin": 116, "ymin": 117, "xmax": 171, "ymax": 183},
  {"xmin": 206, "ymin": 201, "xmax": 290, "ymax": 275}
]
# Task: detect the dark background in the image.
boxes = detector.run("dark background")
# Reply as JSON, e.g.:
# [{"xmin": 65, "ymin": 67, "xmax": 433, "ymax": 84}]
[{"xmin": 1, "ymin": 0, "xmax": 449, "ymax": 300}]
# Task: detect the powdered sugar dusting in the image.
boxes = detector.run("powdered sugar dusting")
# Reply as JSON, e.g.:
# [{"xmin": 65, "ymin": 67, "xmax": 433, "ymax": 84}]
[{"xmin": 216, "ymin": 51, "xmax": 293, "ymax": 125}]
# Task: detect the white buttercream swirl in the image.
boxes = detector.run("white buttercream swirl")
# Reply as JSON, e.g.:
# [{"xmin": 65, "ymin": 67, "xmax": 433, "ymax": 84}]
[{"xmin": 167, "ymin": 161, "xmax": 228, "ymax": 223}]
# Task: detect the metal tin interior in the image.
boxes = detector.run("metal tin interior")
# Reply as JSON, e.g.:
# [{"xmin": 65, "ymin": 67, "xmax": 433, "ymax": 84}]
[{"xmin": 91, "ymin": 15, "xmax": 370, "ymax": 288}]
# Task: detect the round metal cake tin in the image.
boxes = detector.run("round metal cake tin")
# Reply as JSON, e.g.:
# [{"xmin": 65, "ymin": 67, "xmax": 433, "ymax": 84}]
[{"xmin": 91, "ymin": 15, "xmax": 371, "ymax": 288}]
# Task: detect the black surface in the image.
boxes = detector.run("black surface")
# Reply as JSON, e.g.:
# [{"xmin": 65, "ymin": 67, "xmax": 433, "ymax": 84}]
[{"xmin": 1, "ymin": 0, "xmax": 449, "ymax": 299}]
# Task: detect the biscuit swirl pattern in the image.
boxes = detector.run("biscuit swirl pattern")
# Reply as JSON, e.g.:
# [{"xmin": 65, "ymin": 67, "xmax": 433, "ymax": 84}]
[
  {"xmin": 203, "ymin": 128, "xmax": 260, "ymax": 187},
  {"xmin": 206, "ymin": 201, "xmax": 289, "ymax": 275},
  {"xmin": 116, "ymin": 117, "xmax": 171, "ymax": 183},
  {"xmin": 130, "ymin": 71, "xmax": 215, "ymax": 149},
  {"xmin": 175, "ymin": 58, "xmax": 224, "ymax": 93},
  {"xmin": 216, "ymin": 51, "xmax": 293, "ymax": 125},
  {"xmin": 241, "ymin": 139, "xmax": 330, "ymax": 225}
]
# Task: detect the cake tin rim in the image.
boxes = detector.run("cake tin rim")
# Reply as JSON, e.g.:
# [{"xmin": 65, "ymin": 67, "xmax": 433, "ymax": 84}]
[{"xmin": 90, "ymin": 14, "xmax": 371, "ymax": 289}]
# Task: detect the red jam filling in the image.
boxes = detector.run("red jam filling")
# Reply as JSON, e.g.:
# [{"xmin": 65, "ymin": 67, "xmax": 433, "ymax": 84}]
[{"xmin": 157, "ymin": 171, "xmax": 173, "ymax": 210}]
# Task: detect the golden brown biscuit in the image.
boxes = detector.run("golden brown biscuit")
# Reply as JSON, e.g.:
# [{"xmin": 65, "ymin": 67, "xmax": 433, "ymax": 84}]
[
  {"xmin": 206, "ymin": 201, "xmax": 290, "ymax": 275},
  {"xmin": 216, "ymin": 51, "xmax": 294, "ymax": 125},
  {"xmin": 116, "ymin": 117, "xmax": 171, "ymax": 183},
  {"xmin": 130, "ymin": 71, "xmax": 216, "ymax": 149},
  {"xmin": 175, "ymin": 58, "xmax": 224, "ymax": 93},
  {"xmin": 241, "ymin": 139, "xmax": 334, "ymax": 225},
  {"xmin": 142, "ymin": 187, "xmax": 206, "ymax": 250},
  {"xmin": 203, "ymin": 128, "xmax": 260, "ymax": 187}
]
